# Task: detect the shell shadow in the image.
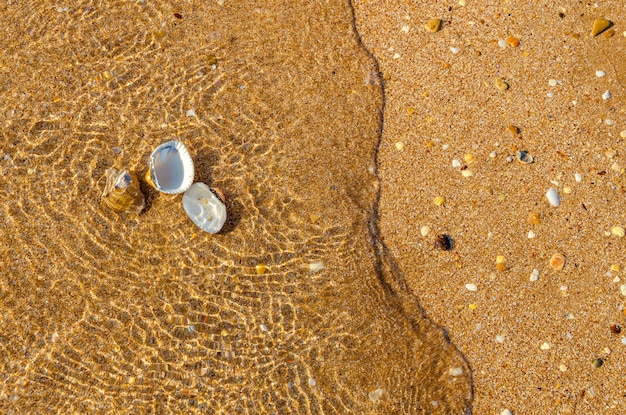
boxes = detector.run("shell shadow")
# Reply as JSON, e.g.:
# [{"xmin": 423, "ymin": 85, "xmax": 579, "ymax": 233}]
[
  {"xmin": 217, "ymin": 191, "xmax": 242, "ymax": 235},
  {"xmin": 138, "ymin": 170, "xmax": 157, "ymax": 215}
]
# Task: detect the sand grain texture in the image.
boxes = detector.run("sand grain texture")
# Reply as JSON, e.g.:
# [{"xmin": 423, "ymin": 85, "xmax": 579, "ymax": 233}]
[{"xmin": 353, "ymin": 0, "xmax": 626, "ymax": 414}]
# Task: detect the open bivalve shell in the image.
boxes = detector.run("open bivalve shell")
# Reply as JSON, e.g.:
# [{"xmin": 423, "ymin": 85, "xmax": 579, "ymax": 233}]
[
  {"xmin": 182, "ymin": 182, "xmax": 227, "ymax": 234},
  {"xmin": 146, "ymin": 140, "xmax": 194, "ymax": 194},
  {"xmin": 102, "ymin": 169, "xmax": 145, "ymax": 214}
]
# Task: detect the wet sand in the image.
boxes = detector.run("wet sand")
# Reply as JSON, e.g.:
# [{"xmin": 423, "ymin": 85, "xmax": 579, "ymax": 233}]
[
  {"xmin": 0, "ymin": 1, "xmax": 470, "ymax": 414},
  {"xmin": 354, "ymin": 1, "xmax": 626, "ymax": 414}
]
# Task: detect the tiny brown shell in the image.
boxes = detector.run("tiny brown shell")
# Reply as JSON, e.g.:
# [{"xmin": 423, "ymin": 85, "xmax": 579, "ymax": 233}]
[
  {"xmin": 102, "ymin": 169, "xmax": 145, "ymax": 214},
  {"xmin": 549, "ymin": 253, "xmax": 566, "ymax": 271}
]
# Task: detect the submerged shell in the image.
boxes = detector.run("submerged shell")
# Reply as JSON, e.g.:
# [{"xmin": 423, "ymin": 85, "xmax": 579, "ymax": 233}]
[
  {"xmin": 182, "ymin": 182, "xmax": 227, "ymax": 234},
  {"xmin": 102, "ymin": 169, "xmax": 145, "ymax": 214},
  {"xmin": 146, "ymin": 140, "xmax": 194, "ymax": 194}
]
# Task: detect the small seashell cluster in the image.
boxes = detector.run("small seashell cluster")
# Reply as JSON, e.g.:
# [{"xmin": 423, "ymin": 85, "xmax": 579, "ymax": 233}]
[
  {"xmin": 145, "ymin": 140, "xmax": 227, "ymax": 234},
  {"xmin": 102, "ymin": 140, "xmax": 227, "ymax": 234}
]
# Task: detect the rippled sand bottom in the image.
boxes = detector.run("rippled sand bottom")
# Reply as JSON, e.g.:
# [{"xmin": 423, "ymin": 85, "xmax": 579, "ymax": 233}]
[{"xmin": 0, "ymin": 1, "xmax": 471, "ymax": 414}]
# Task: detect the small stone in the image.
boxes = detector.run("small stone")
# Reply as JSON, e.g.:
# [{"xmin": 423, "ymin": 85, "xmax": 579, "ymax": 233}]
[
  {"xmin": 495, "ymin": 78, "xmax": 509, "ymax": 91},
  {"xmin": 596, "ymin": 70, "xmax": 606, "ymax": 77},
  {"xmin": 606, "ymin": 148, "xmax": 617, "ymax": 158},
  {"xmin": 498, "ymin": 39, "xmax": 507, "ymax": 48},
  {"xmin": 602, "ymin": 90, "xmax": 611, "ymax": 100},
  {"xmin": 464, "ymin": 153, "xmax": 475, "ymax": 164},
  {"xmin": 507, "ymin": 125, "xmax": 520, "ymax": 135},
  {"xmin": 506, "ymin": 36, "xmax": 520, "ymax": 47},
  {"xmin": 540, "ymin": 342, "xmax": 551, "ymax": 350},
  {"xmin": 395, "ymin": 141, "xmax": 405, "ymax": 151},
  {"xmin": 550, "ymin": 253, "xmax": 566, "ymax": 270},
  {"xmin": 591, "ymin": 18, "xmax": 612, "ymax": 37},
  {"xmin": 489, "ymin": 150, "xmax": 497, "ymax": 158},
  {"xmin": 465, "ymin": 283, "xmax": 478, "ymax": 292},
  {"xmin": 3, "ymin": 154, "xmax": 9, "ymax": 161},
  {"xmin": 434, "ymin": 234, "xmax": 453, "ymax": 251},
  {"xmin": 424, "ymin": 19, "xmax": 442, "ymax": 33},
  {"xmin": 452, "ymin": 159, "xmax": 461, "ymax": 168},
  {"xmin": 562, "ymin": 186, "xmax": 572, "ymax": 195},
  {"xmin": 401, "ymin": 24, "xmax": 410, "ymax": 33},
  {"xmin": 546, "ymin": 188, "xmax": 560, "ymax": 207},
  {"xmin": 612, "ymin": 226, "xmax": 625, "ymax": 238},
  {"xmin": 591, "ymin": 358, "xmax": 604, "ymax": 368},
  {"xmin": 602, "ymin": 29, "xmax": 615, "ymax": 38},
  {"xmin": 393, "ymin": 52, "xmax": 401, "ymax": 59},
  {"xmin": 459, "ymin": 0, "xmax": 466, "ymax": 5},
  {"xmin": 530, "ymin": 268, "xmax": 539, "ymax": 281},
  {"xmin": 368, "ymin": 388, "xmax": 384, "ymax": 402},
  {"xmin": 308, "ymin": 378, "xmax": 317, "ymax": 387},
  {"xmin": 259, "ymin": 324, "xmax": 268, "ymax": 332}
]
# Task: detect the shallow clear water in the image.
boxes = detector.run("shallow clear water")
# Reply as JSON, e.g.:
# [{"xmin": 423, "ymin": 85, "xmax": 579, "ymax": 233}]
[{"xmin": 0, "ymin": 1, "xmax": 471, "ymax": 413}]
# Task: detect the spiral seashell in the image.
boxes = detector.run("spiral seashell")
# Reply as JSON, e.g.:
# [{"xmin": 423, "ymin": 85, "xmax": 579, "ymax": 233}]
[
  {"xmin": 102, "ymin": 169, "xmax": 145, "ymax": 214},
  {"xmin": 145, "ymin": 140, "xmax": 195, "ymax": 194}
]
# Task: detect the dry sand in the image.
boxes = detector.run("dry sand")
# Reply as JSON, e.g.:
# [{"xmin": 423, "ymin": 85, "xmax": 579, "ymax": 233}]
[{"xmin": 354, "ymin": 0, "xmax": 626, "ymax": 414}]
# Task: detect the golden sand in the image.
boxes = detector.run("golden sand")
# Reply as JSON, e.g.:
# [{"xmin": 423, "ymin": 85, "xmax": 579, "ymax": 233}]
[
  {"xmin": 353, "ymin": 0, "xmax": 626, "ymax": 413},
  {"xmin": 1, "ymin": 0, "xmax": 625, "ymax": 414},
  {"xmin": 0, "ymin": 1, "xmax": 470, "ymax": 414}
]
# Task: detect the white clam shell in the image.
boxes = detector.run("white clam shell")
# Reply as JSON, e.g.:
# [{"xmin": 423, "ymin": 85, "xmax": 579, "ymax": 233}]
[
  {"xmin": 546, "ymin": 187, "xmax": 560, "ymax": 207},
  {"xmin": 147, "ymin": 140, "xmax": 194, "ymax": 194},
  {"xmin": 182, "ymin": 182, "xmax": 227, "ymax": 234}
]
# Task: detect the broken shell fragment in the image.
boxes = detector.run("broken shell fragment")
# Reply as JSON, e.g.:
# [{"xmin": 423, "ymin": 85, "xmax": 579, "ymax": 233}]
[
  {"xmin": 550, "ymin": 253, "xmax": 566, "ymax": 270},
  {"xmin": 591, "ymin": 18, "xmax": 612, "ymax": 36},
  {"xmin": 101, "ymin": 169, "xmax": 145, "ymax": 214},
  {"xmin": 182, "ymin": 182, "xmax": 227, "ymax": 234},
  {"xmin": 146, "ymin": 140, "xmax": 194, "ymax": 194},
  {"xmin": 546, "ymin": 188, "xmax": 561, "ymax": 207},
  {"xmin": 515, "ymin": 150, "xmax": 534, "ymax": 164}
]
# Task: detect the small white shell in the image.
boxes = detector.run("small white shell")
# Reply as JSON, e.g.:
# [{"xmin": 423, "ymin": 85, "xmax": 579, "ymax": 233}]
[
  {"xmin": 146, "ymin": 140, "xmax": 194, "ymax": 194},
  {"xmin": 546, "ymin": 187, "xmax": 560, "ymax": 207},
  {"xmin": 182, "ymin": 182, "xmax": 227, "ymax": 234}
]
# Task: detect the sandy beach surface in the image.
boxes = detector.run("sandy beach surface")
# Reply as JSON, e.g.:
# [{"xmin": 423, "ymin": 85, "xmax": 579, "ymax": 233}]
[
  {"xmin": 354, "ymin": 0, "xmax": 626, "ymax": 414},
  {"xmin": 0, "ymin": 0, "xmax": 624, "ymax": 414}
]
